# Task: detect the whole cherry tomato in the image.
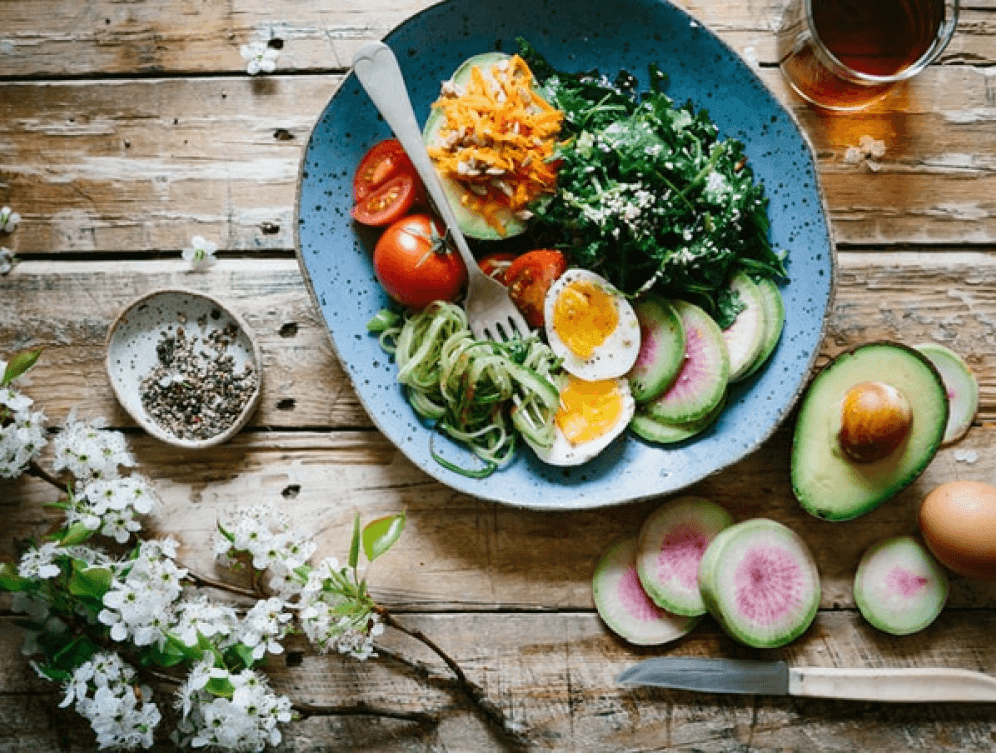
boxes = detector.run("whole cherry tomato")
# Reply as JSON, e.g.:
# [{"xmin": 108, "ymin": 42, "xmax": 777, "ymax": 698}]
[
  {"xmin": 504, "ymin": 249, "xmax": 567, "ymax": 328},
  {"xmin": 373, "ymin": 214, "xmax": 467, "ymax": 309}
]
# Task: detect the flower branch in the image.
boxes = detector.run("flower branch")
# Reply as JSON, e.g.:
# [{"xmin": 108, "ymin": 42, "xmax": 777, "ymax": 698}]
[{"xmin": 0, "ymin": 349, "xmax": 528, "ymax": 751}]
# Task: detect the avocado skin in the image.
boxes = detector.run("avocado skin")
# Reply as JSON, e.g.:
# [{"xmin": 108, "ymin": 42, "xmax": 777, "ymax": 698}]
[{"xmin": 791, "ymin": 341, "xmax": 949, "ymax": 522}]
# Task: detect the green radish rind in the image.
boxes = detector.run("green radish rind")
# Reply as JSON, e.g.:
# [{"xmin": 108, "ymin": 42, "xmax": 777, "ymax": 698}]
[
  {"xmin": 913, "ymin": 342, "xmax": 978, "ymax": 445},
  {"xmin": 629, "ymin": 393, "xmax": 726, "ymax": 445},
  {"xmin": 592, "ymin": 535, "xmax": 700, "ymax": 646},
  {"xmin": 698, "ymin": 518, "xmax": 821, "ymax": 649},
  {"xmin": 853, "ymin": 535, "xmax": 949, "ymax": 636},
  {"xmin": 739, "ymin": 277, "xmax": 785, "ymax": 381},
  {"xmin": 636, "ymin": 496, "xmax": 734, "ymax": 616},
  {"xmin": 628, "ymin": 295, "xmax": 686, "ymax": 402},
  {"xmin": 722, "ymin": 272, "xmax": 766, "ymax": 383},
  {"xmin": 791, "ymin": 342, "xmax": 949, "ymax": 522},
  {"xmin": 642, "ymin": 299, "xmax": 729, "ymax": 424},
  {"xmin": 422, "ymin": 52, "xmax": 528, "ymax": 241}
]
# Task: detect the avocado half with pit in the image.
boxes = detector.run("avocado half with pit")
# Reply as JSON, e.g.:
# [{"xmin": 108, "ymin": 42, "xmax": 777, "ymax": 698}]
[
  {"xmin": 791, "ymin": 341, "xmax": 949, "ymax": 521},
  {"xmin": 422, "ymin": 52, "xmax": 528, "ymax": 241}
]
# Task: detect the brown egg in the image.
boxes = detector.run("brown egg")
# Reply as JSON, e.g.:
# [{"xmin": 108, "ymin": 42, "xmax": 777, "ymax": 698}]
[{"xmin": 918, "ymin": 481, "xmax": 996, "ymax": 579}]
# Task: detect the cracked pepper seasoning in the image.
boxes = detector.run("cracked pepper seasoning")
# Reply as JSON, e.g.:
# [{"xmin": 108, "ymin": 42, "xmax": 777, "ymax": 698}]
[{"xmin": 140, "ymin": 317, "xmax": 257, "ymax": 441}]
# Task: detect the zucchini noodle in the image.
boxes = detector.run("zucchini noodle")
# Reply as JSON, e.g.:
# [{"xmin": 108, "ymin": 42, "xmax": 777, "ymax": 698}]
[{"xmin": 369, "ymin": 301, "xmax": 562, "ymax": 477}]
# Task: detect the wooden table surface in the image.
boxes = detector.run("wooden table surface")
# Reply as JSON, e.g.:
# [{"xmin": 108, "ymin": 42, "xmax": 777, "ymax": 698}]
[{"xmin": 3, "ymin": 1, "xmax": 996, "ymax": 750}]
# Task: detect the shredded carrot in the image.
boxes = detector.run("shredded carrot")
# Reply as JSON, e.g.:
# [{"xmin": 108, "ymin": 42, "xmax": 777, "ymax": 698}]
[{"xmin": 427, "ymin": 55, "xmax": 563, "ymax": 235}]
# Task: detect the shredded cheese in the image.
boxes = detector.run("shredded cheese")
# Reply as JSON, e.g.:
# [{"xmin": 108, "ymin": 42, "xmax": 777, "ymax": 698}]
[{"xmin": 428, "ymin": 55, "xmax": 563, "ymax": 235}]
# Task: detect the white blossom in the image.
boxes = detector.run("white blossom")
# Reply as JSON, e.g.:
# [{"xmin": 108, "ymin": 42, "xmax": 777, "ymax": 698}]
[
  {"xmin": 0, "ymin": 395, "xmax": 46, "ymax": 479},
  {"xmin": 72, "ymin": 476, "xmax": 160, "ymax": 543},
  {"xmin": 98, "ymin": 540, "xmax": 187, "ymax": 647},
  {"xmin": 0, "ymin": 206, "xmax": 20, "ymax": 233},
  {"xmin": 172, "ymin": 596, "xmax": 240, "ymax": 649},
  {"xmin": 239, "ymin": 41, "xmax": 279, "ymax": 76},
  {"xmin": 17, "ymin": 541, "xmax": 65, "ymax": 580},
  {"xmin": 0, "ymin": 247, "xmax": 13, "ymax": 274},
  {"xmin": 297, "ymin": 556, "xmax": 381, "ymax": 660},
  {"xmin": 175, "ymin": 666, "xmax": 292, "ymax": 752},
  {"xmin": 52, "ymin": 415, "xmax": 134, "ymax": 481},
  {"xmin": 237, "ymin": 597, "xmax": 293, "ymax": 660},
  {"xmin": 182, "ymin": 235, "xmax": 218, "ymax": 269},
  {"xmin": 61, "ymin": 653, "xmax": 161, "ymax": 750}
]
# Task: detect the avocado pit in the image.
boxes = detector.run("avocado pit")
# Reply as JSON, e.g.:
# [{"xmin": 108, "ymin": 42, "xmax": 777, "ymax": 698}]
[{"xmin": 838, "ymin": 380, "xmax": 913, "ymax": 463}]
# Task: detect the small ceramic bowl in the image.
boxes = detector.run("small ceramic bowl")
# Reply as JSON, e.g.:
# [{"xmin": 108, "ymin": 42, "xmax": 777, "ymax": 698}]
[{"xmin": 105, "ymin": 289, "xmax": 263, "ymax": 449}]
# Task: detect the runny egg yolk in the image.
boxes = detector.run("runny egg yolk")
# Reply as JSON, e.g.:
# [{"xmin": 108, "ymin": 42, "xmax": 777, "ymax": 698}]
[
  {"xmin": 555, "ymin": 375, "xmax": 625, "ymax": 445},
  {"xmin": 552, "ymin": 280, "xmax": 618, "ymax": 360}
]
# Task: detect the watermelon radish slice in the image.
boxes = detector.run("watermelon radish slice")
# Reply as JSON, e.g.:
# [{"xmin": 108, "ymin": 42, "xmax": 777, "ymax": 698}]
[
  {"xmin": 739, "ymin": 277, "xmax": 785, "ymax": 381},
  {"xmin": 629, "ymin": 393, "xmax": 725, "ymax": 445},
  {"xmin": 853, "ymin": 535, "xmax": 949, "ymax": 635},
  {"xmin": 722, "ymin": 272, "xmax": 766, "ymax": 382},
  {"xmin": 698, "ymin": 518, "xmax": 821, "ymax": 648},
  {"xmin": 628, "ymin": 295, "xmax": 685, "ymax": 402},
  {"xmin": 592, "ymin": 535, "xmax": 700, "ymax": 645},
  {"xmin": 636, "ymin": 496, "xmax": 734, "ymax": 616},
  {"xmin": 914, "ymin": 342, "xmax": 978, "ymax": 444},
  {"xmin": 642, "ymin": 299, "xmax": 729, "ymax": 424}
]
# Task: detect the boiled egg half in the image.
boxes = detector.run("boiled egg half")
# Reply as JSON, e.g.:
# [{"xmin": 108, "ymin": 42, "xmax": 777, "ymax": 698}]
[
  {"xmin": 526, "ymin": 373, "xmax": 636, "ymax": 466},
  {"xmin": 544, "ymin": 269, "xmax": 641, "ymax": 381}
]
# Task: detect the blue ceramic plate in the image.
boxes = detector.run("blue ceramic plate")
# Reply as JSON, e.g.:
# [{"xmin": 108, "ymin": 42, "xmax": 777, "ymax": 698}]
[{"xmin": 296, "ymin": 0, "xmax": 835, "ymax": 510}]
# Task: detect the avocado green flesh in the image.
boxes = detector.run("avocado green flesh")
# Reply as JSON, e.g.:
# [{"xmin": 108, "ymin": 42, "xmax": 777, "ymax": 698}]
[
  {"xmin": 791, "ymin": 343, "xmax": 949, "ymax": 521},
  {"xmin": 422, "ymin": 52, "xmax": 527, "ymax": 241}
]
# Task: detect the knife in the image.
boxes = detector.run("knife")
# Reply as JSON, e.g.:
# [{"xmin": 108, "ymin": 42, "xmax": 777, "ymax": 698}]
[{"xmin": 616, "ymin": 658, "xmax": 996, "ymax": 702}]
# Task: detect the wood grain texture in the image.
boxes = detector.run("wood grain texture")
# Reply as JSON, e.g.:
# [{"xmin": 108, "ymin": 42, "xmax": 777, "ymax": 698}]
[
  {"xmin": 3, "ymin": 611, "xmax": 996, "ymax": 752},
  {"xmin": 1, "ymin": 254, "xmax": 994, "ymax": 424}
]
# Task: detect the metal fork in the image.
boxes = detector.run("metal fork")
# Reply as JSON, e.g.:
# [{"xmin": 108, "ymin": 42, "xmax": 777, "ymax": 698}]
[{"xmin": 352, "ymin": 41, "xmax": 531, "ymax": 342}]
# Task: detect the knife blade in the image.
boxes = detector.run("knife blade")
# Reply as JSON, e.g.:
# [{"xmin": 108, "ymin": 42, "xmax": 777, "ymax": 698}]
[{"xmin": 616, "ymin": 658, "xmax": 996, "ymax": 702}]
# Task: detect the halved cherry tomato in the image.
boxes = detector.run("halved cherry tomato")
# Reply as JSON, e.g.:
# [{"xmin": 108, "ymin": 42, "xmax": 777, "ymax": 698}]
[
  {"xmin": 478, "ymin": 251, "xmax": 518, "ymax": 285},
  {"xmin": 504, "ymin": 249, "xmax": 567, "ymax": 328},
  {"xmin": 351, "ymin": 173, "xmax": 419, "ymax": 227},
  {"xmin": 373, "ymin": 214, "xmax": 468, "ymax": 309},
  {"xmin": 353, "ymin": 139, "xmax": 415, "ymax": 201}
]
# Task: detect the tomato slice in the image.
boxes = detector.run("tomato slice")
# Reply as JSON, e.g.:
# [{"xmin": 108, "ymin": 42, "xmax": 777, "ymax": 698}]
[
  {"xmin": 353, "ymin": 139, "xmax": 415, "ymax": 201},
  {"xmin": 351, "ymin": 174, "xmax": 418, "ymax": 227},
  {"xmin": 478, "ymin": 252, "xmax": 518, "ymax": 285},
  {"xmin": 505, "ymin": 249, "xmax": 568, "ymax": 328}
]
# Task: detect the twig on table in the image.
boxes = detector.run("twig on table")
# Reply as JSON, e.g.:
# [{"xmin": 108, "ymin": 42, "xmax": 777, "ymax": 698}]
[{"xmin": 376, "ymin": 607, "xmax": 530, "ymax": 750}]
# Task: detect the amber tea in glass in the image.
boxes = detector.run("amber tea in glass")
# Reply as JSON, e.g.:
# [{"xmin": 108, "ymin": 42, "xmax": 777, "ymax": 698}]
[{"xmin": 777, "ymin": 0, "xmax": 958, "ymax": 110}]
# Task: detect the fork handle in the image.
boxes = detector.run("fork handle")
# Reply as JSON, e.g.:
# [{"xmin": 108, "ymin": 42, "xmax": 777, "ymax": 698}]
[{"xmin": 351, "ymin": 42, "xmax": 477, "ymax": 270}]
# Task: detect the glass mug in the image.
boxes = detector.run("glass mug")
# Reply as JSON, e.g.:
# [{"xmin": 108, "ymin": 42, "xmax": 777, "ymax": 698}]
[{"xmin": 777, "ymin": 0, "xmax": 959, "ymax": 110}]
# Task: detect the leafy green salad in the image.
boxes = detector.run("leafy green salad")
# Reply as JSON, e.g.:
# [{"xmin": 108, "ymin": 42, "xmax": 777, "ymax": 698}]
[{"xmin": 519, "ymin": 40, "xmax": 787, "ymax": 328}]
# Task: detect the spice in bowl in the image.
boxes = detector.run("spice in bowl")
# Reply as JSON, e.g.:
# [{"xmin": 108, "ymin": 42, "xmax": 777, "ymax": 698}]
[
  {"xmin": 106, "ymin": 290, "xmax": 263, "ymax": 449},
  {"xmin": 140, "ymin": 317, "xmax": 258, "ymax": 441}
]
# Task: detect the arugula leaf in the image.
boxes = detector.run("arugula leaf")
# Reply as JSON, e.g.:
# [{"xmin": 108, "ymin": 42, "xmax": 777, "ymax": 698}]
[{"xmin": 518, "ymin": 40, "xmax": 787, "ymax": 329}]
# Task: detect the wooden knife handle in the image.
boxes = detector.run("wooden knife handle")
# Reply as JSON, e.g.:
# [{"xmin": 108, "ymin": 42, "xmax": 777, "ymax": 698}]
[{"xmin": 789, "ymin": 667, "xmax": 996, "ymax": 702}]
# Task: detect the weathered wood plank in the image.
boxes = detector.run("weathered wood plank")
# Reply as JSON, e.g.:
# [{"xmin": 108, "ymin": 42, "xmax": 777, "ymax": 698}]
[
  {"xmin": 1, "ymin": 0, "xmax": 992, "ymax": 78},
  {"xmin": 2, "ymin": 67, "xmax": 995, "ymax": 251},
  {"xmin": 3, "ymin": 252, "xmax": 995, "ymax": 426},
  {"xmin": 3, "ymin": 421, "xmax": 995, "ymax": 614},
  {"xmin": 3, "ymin": 612, "xmax": 996, "ymax": 751}
]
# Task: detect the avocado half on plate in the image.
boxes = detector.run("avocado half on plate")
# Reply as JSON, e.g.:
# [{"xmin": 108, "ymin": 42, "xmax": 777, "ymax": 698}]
[{"xmin": 791, "ymin": 341, "xmax": 949, "ymax": 521}]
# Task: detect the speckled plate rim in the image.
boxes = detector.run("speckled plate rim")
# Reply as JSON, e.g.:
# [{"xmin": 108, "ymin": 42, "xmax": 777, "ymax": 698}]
[
  {"xmin": 104, "ymin": 288, "xmax": 264, "ymax": 450},
  {"xmin": 294, "ymin": 0, "xmax": 837, "ymax": 510}
]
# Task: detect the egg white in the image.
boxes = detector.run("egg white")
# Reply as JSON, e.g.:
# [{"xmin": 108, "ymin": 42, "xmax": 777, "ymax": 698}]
[
  {"xmin": 525, "ymin": 375, "xmax": 636, "ymax": 466},
  {"xmin": 543, "ymin": 268, "xmax": 641, "ymax": 381}
]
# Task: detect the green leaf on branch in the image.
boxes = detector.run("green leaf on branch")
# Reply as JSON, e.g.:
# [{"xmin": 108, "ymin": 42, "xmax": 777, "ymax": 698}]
[
  {"xmin": 205, "ymin": 676, "xmax": 236, "ymax": 699},
  {"xmin": 2, "ymin": 348, "xmax": 42, "ymax": 387},
  {"xmin": 67, "ymin": 561, "xmax": 113, "ymax": 599},
  {"xmin": 51, "ymin": 635, "xmax": 100, "ymax": 672},
  {"xmin": 0, "ymin": 562, "xmax": 30, "ymax": 592},
  {"xmin": 228, "ymin": 642, "xmax": 258, "ymax": 671},
  {"xmin": 58, "ymin": 522, "xmax": 96, "ymax": 547},
  {"xmin": 348, "ymin": 514, "xmax": 361, "ymax": 570},
  {"xmin": 362, "ymin": 512, "xmax": 406, "ymax": 562},
  {"xmin": 33, "ymin": 663, "xmax": 72, "ymax": 684}
]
